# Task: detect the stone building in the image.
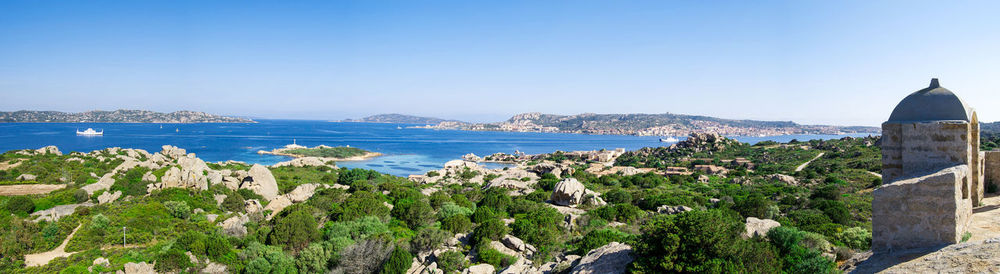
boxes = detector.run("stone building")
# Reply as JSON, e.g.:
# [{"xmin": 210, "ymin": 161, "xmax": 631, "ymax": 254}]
[{"xmin": 873, "ymin": 79, "xmax": 984, "ymax": 252}]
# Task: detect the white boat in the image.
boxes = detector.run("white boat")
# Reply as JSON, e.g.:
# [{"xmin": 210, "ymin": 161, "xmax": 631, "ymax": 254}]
[
  {"xmin": 660, "ymin": 137, "xmax": 679, "ymax": 143},
  {"xmin": 397, "ymin": 126, "xmax": 403, "ymax": 129},
  {"xmin": 76, "ymin": 128, "xmax": 103, "ymax": 136}
]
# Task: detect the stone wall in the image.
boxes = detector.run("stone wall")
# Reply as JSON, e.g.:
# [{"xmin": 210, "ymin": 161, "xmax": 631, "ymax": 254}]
[
  {"xmin": 872, "ymin": 165, "xmax": 972, "ymax": 253},
  {"xmin": 987, "ymin": 151, "xmax": 1000, "ymax": 192},
  {"xmin": 881, "ymin": 121, "xmax": 980, "ymax": 203}
]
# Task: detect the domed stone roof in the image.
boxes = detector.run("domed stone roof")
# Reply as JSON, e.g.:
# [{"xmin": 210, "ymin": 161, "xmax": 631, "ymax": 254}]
[{"xmin": 888, "ymin": 79, "xmax": 972, "ymax": 122}]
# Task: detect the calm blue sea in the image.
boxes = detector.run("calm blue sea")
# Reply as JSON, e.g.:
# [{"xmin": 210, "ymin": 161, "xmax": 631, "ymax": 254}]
[{"xmin": 0, "ymin": 120, "xmax": 874, "ymax": 176}]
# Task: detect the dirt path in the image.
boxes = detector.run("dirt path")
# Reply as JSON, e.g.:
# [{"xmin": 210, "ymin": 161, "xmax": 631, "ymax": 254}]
[
  {"xmin": 795, "ymin": 152, "xmax": 825, "ymax": 172},
  {"xmin": 24, "ymin": 224, "xmax": 81, "ymax": 267},
  {"xmin": 0, "ymin": 184, "xmax": 67, "ymax": 196}
]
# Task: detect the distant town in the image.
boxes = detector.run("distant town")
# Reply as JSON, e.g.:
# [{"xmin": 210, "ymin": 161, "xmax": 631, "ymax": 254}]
[
  {"xmin": 346, "ymin": 113, "xmax": 881, "ymax": 137},
  {"xmin": 0, "ymin": 110, "xmax": 255, "ymax": 123}
]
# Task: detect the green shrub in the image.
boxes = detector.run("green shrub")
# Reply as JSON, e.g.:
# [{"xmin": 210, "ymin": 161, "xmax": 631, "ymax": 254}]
[
  {"xmin": 391, "ymin": 198, "xmax": 434, "ymax": 229},
  {"xmin": 204, "ymin": 233, "xmax": 231, "ymax": 259},
  {"xmin": 163, "ymin": 201, "xmax": 191, "ymax": 219},
  {"xmin": 602, "ymin": 189, "xmax": 632, "ymax": 204},
  {"xmin": 472, "ymin": 219, "xmax": 509, "ymax": 245},
  {"xmin": 576, "ymin": 228, "xmax": 631, "ymax": 255},
  {"xmin": 341, "ymin": 191, "xmax": 390, "ymax": 221},
  {"xmin": 589, "ymin": 204, "xmax": 645, "ymax": 223},
  {"xmin": 438, "ymin": 203, "xmax": 473, "ymax": 219},
  {"xmin": 735, "ymin": 194, "xmax": 770, "ymax": 219},
  {"xmin": 324, "ymin": 216, "xmax": 390, "ymax": 241},
  {"xmin": 436, "ymin": 250, "xmax": 468, "ymax": 273},
  {"xmin": 296, "ymin": 242, "xmax": 332, "ymax": 273},
  {"xmin": 471, "ymin": 206, "xmax": 498, "ymax": 224},
  {"xmin": 411, "ymin": 227, "xmax": 451, "ymax": 253},
  {"xmin": 221, "ymin": 192, "xmax": 245, "ymax": 212},
  {"xmin": 155, "ymin": 247, "xmax": 194, "ymax": 272},
  {"xmin": 90, "ymin": 214, "xmax": 110, "ymax": 231},
  {"xmin": 441, "ymin": 215, "xmax": 473, "ymax": 234},
  {"xmin": 510, "ymin": 206, "xmax": 564, "ymax": 255},
  {"xmin": 270, "ymin": 207, "xmax": 320, "ymax": 252},
  {"xmin": 6, "ymin": 196, "xmax": 34, "ymax": 215},
  {"xmin": 631, "ymin": 210, "xmax": 782, "ymax": 273},
  {"xmin": 380, "ymin": 246, "xmax": 413, "ymax": 274},
  {"xmin": 476, "ymin": 245, "xmax": 516, "ymax": 269},
  {"xmin": 73, "ymin": 189, "xmax": 89, "ymax": 203},
  {"xmin": 836, "ymin": 227, "xmax": 871, "ymax": 250}
]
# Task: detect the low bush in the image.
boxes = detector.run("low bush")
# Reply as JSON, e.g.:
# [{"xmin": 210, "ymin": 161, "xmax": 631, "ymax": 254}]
[{"xmin": 6, "ymin": 196, "xmax": 35, "ymax": 215}]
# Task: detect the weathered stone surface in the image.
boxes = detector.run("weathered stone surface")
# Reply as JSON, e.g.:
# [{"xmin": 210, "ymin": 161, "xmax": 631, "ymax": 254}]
[
  {"xmin": 873, "ymin": 165, "xmax": 972, "ymax": 253},
  {"xmin": 462, "ymin": 153, "xmax": 482, "ymax": 162},
  {"xmin": 244, "ymin": 199, "xmax": 263, "ymax": 214},
  {"xmin": 36, "ymin": 145, "xmax": 62, "ymax": 155},
  {"xmin": 31, "ymin": 203, "xmax": 93, "ymax": 222},
  {"xmin": 121, "ymin": 261, "xmax": 155, "ymax": 274},
  {"xmin": 551, "ymin": 178, "xmax": 586, "ymax": 206},
  {"xmin": 242, "ymin": 164, "xmax": 279, "ymax": 201},
  {"xmin": 743, "ymin": 217, "xmax": 781, "ymax": 238},
  {"xmin": 16, "ymin": 174, "xmax": 37, "ymax": 181},
  {"xmin": 462, "ymin": 264, "xmax": 495, "ymax": 274},
  {"xmin": 202, "ymin": 262, "xmax": 227, "ymax": 274},
  {"xmin": 489, "ymin": 240, "xmax": 520, "ymax": 257},
  {"xmin": 98, "ymin": 191, "xmax": 123, "ymax": 204},
  {"xmin": 618, "ymin": 166, "xmax": 641, "ymax": 176},
  {"xmin": 206, "ymin": 171, "xmax": 223, "ymax": 185},
  {"xmin": 766, "ymin": 174, "xmax": 799, "ymax": 185},
  {"xmin": 657, "ymin": 205, "xmax": 692, "ymax": 215},
  {"xmin": 219, "ymin": 214, "xmax": 250, "ymax": 237},
  {"xmin": 272, "ymin": 157, "xmax": 331, "ymax": 168},
  {"xmin": 142, "ymin": 171, "xmax": 157, "ymax": 182},
  {"xmin": 570, "ymin": 242, "xmax": 633, "ymax": 274},
  {"xmin": 286, "ymin": 183, "xmax": 319, "ymax": 203},
  {"xmin": 213, "ymin": 194, "xmax": 227, "ymax": 207},
  {"xmin": 82, "ymin": 173, "xmax": 116, "ymax": 195},
  {"xmin": 987, "ymin": 151, "xmax": 1000, "ymax": 194},
  {"xmin": 160, "ymin": 145, "xmax": 187, "ymax": 159},
  {"xmin": 264, "ymin": 196, "xmax": 292, "ymax": 220}
]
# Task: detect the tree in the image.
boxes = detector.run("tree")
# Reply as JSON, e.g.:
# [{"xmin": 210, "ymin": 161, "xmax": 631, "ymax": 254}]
[
  {"xmin": 336, "ymin": 240, "xmax": 393, "ymax": 274},
  {"xmin": 735, "ymin": 194, "xmax": 770, "ymax": 219},
  {"xmin": 269, "ymin": 208, "xmax": 320, "ymax": 252}
]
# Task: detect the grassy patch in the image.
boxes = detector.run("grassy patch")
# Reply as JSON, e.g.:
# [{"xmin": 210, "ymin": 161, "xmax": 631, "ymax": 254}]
[{"xmin": 282, "ymin": 146, "xmax": 370, "ymax": 158}]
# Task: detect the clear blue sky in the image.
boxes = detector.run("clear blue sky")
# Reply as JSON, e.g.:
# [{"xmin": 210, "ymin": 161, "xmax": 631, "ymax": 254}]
[{"xmin": 1, "ymin": 1, "xmax": 998, "ymax": 126}]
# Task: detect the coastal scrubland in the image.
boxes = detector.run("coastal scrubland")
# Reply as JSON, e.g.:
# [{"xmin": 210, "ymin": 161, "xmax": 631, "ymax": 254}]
[{"xmin": 0, "ymin": 135, "xmax": 888, "ymax": 273}]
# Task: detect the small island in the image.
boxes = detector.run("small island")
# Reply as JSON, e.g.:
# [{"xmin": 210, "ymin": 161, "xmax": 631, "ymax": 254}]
[{"xmin": 257, "ymin": 142, "xmax": 381, "ymax": 161}]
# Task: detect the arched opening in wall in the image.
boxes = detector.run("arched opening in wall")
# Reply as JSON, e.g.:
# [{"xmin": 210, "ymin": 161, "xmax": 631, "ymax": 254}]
[{"xmin": 963, "ymin": 177, "xmax": 970, "ymax": 199}]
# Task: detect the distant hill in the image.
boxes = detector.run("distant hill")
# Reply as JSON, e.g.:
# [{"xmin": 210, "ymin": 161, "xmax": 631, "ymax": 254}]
[
  {"xmin": 420, "ymin": 112, "xmax": 880, "ymax": 137},
  {"xmin": 341, "ymin": 114, "xmax": 461, "ymax": 124},
  {"xmin": 982, "ymin": 121, "xmax": 1000, "ymax": 135},
  {"xmin": 0, "ymin": 110, "xmax": 254, "ymax": 123}
]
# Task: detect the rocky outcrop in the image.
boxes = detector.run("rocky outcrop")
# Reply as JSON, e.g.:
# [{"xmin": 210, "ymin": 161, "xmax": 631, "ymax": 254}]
[
  {"xmin": 242, "ymin": 164, "xmax": 279, "ymax": 201},
  {"xmin": 743, "ymin": 217, "xmax": 781, "ymax": 238},
  {"xmin": 570, "ymin": 242, "xmax": 633, "ymax": 274},
  {"xmin": 462, "ymin": 153, "xmax": 482, "ymax": 162},
  {"xmin": 16, "ymin": 174, "xmax": 37, "ymax": 181},
  {"xmin": 766, "ymin": 174, "xmax": 799, "ymax": 186},
  {"xmin": 462, "ymin": 264, "xmax": 494, "ymax": 274},
  {"xmin": 219, "ymin": 214, "xmax": 250, "ymax": 237},
  {"xmin": 31, "ymin": 202, "xmax": 93, "ymax": 222},
  {"xmin": 160, "ymin": 145, "xmax": 187, "ymax": 159},
  {"xmin": 550, "ymin": 178, "xmax": 605, "ymax": 206},
  {"xmin": 82, "ymin": 173, "xmax": 116, "ymax": 195},
  {"xmin": 657, "ymin": 205, "xmax": 692, "ymax": 215},
  {"xmin": 502, "ymin": 235, "xmax": 536, "ymax": 256},
  {"xmin": 272, "ymin": 157, "xmax": 332, "ymax": 168},
  {"xmin": 121, "ymin": 262, "xmax": 156, "ymax": 274},
  {"xmin": 202, "ymin": 262, "xmax": 227, "ymax": 274},
  {"xmin": 97, "ymin": 191, "xmax": 122, "ymax": 204},
  {"xmin": 36, "ymin": 145, "xmax": 62, "ymax": 155}
]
